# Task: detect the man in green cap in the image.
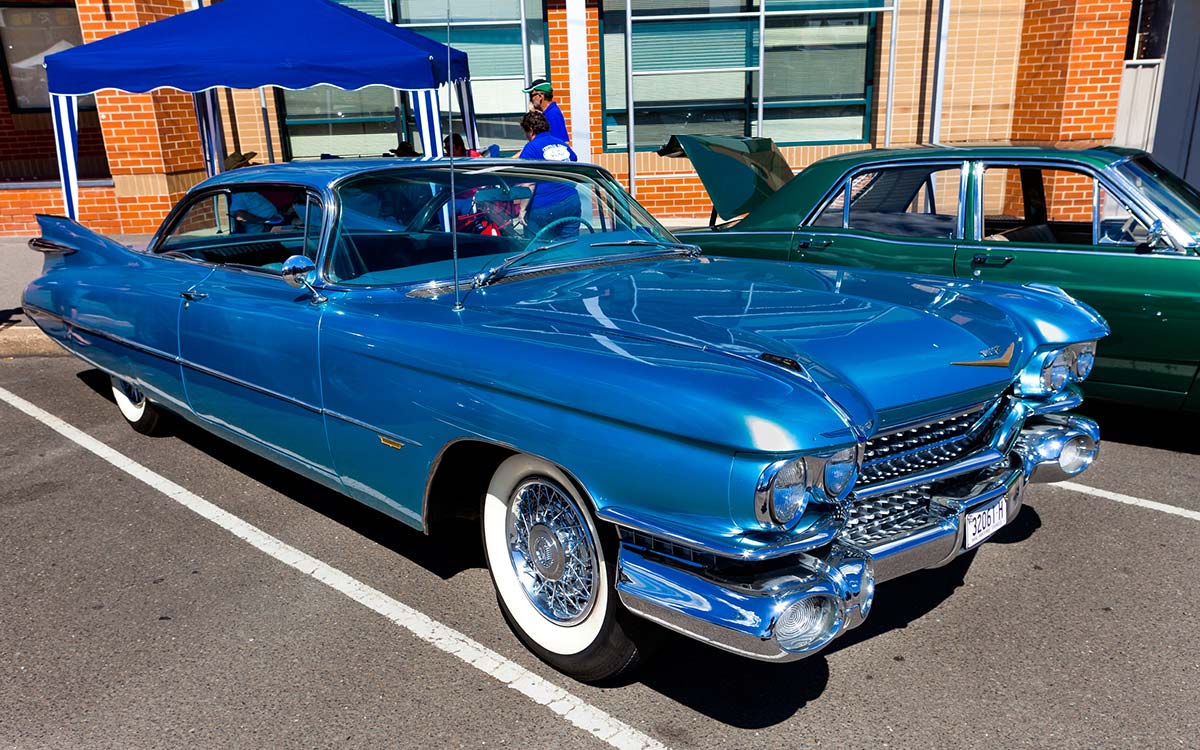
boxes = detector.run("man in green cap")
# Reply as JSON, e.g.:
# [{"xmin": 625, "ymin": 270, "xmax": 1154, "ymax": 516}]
[{"xmin": 522, "ymin": 78, "xmax": 570, "ymax": 143}]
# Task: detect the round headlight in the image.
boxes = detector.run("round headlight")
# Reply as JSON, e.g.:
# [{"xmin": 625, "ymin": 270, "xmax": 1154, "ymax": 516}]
[
  {"xmin": 822, "ymin": 446, "xmax": 860, "ymax": 500},
  {"xmin": 1041, "ymin": 350, "xmax": 1070, "ymax": 392},
  {"xmin": 769, "ymin": 458, "xmax": 808, "ymax": 525},
  {"xmin": 1070, "ymin": 341, "xmax": 1097, "ymax": 381}
]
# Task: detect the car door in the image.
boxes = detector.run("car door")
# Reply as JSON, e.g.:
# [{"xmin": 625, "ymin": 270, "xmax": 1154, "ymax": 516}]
[
  {"xmin": 175, "ymin": 185, "xmax": 339, "ymax": 478},
  {"xmin": 958, "ymin": 160, "xmax": 1200, "ymax": 407},
  {"xmin": 793, "ymin": 161, "xmax": 967, "ymax": 275}
]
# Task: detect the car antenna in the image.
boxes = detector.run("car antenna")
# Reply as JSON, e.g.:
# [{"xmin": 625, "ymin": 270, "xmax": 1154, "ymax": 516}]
[{"xmin": 446, "ymin": 5, "xmax": 463, "ymax": 313}]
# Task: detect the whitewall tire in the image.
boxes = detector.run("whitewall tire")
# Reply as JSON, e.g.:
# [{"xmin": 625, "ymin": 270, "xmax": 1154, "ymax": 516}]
[
  {"xmin": 110, "ymin": 375, "xmax": 167, "ymax": 435},
  {"xmin": 482, "ymin": 454, "xmax": 650, "ymax": 682}
]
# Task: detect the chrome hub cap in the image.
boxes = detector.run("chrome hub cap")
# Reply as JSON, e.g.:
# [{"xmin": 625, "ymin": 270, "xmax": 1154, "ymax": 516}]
[
  {"xmin": 506, "ymin": 478, "xmax": 598, "ymax": 625},
  {"xmin": 119, "ymin": 380, "xmax": 145, "ymax": 406}
]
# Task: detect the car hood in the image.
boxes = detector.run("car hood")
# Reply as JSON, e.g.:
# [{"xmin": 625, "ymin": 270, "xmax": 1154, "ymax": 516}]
[
  {"xmin": 461, "ymin": 256, "xmax": 1105, "ymax": 447},
  {"xmin": 658, "ymin": 134, "xmax": 794, "ymax": 220}
]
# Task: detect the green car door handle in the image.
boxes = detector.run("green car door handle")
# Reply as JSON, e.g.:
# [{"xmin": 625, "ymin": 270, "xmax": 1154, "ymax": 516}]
[
  {"xmin": 798, "ymin": 238, "xmax": 834, "ymax": 249},
  {"xmin": 972, "ymin": 253, "xmax": 1015, "ymax": 267}
]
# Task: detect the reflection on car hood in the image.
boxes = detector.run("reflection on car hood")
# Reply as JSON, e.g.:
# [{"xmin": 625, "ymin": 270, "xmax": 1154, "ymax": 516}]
[{"xmin": 467, "ymin": 256, "xmax": 1100, "ymax": 439}]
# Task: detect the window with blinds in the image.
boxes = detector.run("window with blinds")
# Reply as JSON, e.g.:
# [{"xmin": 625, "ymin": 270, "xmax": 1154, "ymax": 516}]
[
  {"xmin": 280, "ymin": 0, "xmax": 548, "ymax": 158},
  {"xmin": 601, "ymin": 1, "xmax": 875, "ymax": 151}
]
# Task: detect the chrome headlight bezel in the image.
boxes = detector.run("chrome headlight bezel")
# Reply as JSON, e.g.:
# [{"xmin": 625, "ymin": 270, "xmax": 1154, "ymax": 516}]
[
  {"xmin": 1015, "ymin": 341, "xmax": 1101, "ymax": 397},
  {"xmin": 1065, "ymin": 341, "xmax": 1097, "ymax": 381},
  {"xmin": 755, "ymin": 445, "xmax": 863, "ymax": 529},
  {"xmin": 1015, "ymin": 348, "xmax": 1070, "ymax": 397}
]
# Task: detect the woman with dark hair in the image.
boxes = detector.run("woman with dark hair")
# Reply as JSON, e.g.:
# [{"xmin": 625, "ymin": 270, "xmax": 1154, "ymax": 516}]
[{"xmin": 518, "ymin": 110, "xmax": 581, "ymax": 239}]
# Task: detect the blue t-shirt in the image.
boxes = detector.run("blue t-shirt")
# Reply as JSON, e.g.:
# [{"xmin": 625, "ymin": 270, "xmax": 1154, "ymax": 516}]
[
  {"xmin": 519, "ymin": 132, "xmax": 579, "ymax": 213},
  {"xmin": 542, "ymin": 101, "xmax": 570, "ymax": 143}
]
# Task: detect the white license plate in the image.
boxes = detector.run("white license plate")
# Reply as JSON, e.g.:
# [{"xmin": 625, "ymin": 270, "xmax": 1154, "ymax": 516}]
[{"xmin": 964, "ymin": 496, "xmax": 1008, "ymax": 549}]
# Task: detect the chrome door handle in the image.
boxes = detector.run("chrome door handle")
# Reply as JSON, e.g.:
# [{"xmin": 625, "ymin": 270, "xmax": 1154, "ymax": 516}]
[
  {"xmin": 180, "ymin": 290, "xmax": 208, "ymax": 301},
  {"xmin": 798, "ymin": 238, "xmax": 834, "ymax": 249},
  {"xmin": 972, "ymin": 253, "xmax": 1014, "ymax": 267}
]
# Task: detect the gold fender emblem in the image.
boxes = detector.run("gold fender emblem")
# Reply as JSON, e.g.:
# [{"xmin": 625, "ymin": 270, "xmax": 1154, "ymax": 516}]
[{"xmin": 952, "ymin": 342, "xmax": 1015, "ymax": 367}]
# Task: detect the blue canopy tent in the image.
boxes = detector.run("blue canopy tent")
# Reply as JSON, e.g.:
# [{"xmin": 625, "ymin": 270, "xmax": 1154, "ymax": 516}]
[{"xmin": 44, "ymin": 0, "xmax": 475, "ymax": 219}]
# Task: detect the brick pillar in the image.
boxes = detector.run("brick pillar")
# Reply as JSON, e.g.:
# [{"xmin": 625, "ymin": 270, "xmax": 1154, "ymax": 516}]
[
  {"xmin": 76, "ymin": 0, "xmax": 206, "ymax": 233},
  {"xmin": 1011, "ymin": 0, "xmax": 1130, "ymax": 145},
  {"xmin": 546, "ymin": 1, "xmax": 572, "ymax": 129}
]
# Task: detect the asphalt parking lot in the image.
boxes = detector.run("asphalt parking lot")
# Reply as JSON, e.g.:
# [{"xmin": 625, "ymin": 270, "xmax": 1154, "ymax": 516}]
[{"xmin": 1, "ymin": 353, "xmax": 1197, "ymax": 749}]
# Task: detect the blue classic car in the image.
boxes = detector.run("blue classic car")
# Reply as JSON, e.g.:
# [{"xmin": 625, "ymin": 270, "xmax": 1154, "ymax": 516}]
[{"xmin": 24, "ymin": 159, "xmax": 1108, "ymax": 682}]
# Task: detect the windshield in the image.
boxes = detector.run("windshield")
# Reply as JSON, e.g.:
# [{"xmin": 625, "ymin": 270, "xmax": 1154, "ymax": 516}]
[
  {"xmin": 1114, "ymin": 155, "xmax": 1200, "ymax": 240},
  {"xmin": 327, "ymin": 164, "xmax": 682, "ymax": 287}
]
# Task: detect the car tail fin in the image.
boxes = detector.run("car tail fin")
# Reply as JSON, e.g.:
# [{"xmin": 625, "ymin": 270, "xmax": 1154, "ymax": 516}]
[{"xmin": 31, "ymin": 214, "xmax": 137, "ymax": 272}]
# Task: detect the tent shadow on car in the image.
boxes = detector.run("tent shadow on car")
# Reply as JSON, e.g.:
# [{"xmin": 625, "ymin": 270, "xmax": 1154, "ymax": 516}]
[{"xmin": 75, "ymin": 367, "xmax": 484, "ymax": 580}]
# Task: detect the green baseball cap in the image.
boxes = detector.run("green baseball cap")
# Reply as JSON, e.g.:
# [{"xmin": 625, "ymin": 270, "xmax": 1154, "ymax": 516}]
[{"xmin": 522, "ymin": 78, "xmax": 552, "ymax": 94}]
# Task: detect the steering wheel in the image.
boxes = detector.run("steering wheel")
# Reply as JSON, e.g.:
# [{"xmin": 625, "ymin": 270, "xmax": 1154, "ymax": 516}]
[{"xmin": 529, "ymin": 216, "xmax": 595, "ymax": 245}]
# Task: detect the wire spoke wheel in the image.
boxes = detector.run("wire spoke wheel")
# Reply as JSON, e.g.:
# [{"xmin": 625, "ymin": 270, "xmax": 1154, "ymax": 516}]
[
  {"xmin": 506, "ymin": 478, "xmax": 598, "ymax": 625},
  {"xmin": 481, "ymin": 454, "xmax": 653, "ymax": 682}
]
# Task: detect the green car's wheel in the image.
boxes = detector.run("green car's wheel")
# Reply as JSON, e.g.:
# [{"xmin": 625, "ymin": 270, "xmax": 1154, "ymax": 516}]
[{"xmin": 481, "ymin": 454, "xmax": 650, "ymax": 683}]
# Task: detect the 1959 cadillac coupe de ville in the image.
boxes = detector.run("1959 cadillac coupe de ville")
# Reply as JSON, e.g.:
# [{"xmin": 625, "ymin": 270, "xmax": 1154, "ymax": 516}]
[{"xmin": 24, "ymin": 159, "xmax": 1108, "ymax": 682}]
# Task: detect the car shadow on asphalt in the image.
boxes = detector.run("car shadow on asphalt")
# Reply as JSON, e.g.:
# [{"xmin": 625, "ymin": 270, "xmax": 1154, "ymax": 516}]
[
  {"xmin": 76, "ymin": 369, "xmax": 485, "ymax": 581},
  {"xmin": 1076, "ymin": 400, "xmax": 1199, "ymax": 455}
]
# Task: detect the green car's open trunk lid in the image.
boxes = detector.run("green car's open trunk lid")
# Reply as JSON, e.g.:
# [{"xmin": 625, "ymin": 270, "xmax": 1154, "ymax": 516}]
[{"xmin": 658, "ymin": 134, "xmax": 794, "ymax": 221}]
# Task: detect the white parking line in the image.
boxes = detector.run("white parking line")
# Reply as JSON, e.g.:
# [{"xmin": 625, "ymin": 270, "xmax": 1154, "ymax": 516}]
[
  {"xmin": 0, "ymin": 385, "xmax": 667, "ymax": 750},
  {"xmin": 1054, "ymin": 481, "xmax": 1200, "ymax": 522}
]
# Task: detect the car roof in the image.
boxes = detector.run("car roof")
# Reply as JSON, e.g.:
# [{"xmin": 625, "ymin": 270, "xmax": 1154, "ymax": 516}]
[
  {"xmin": 201, "ymin": 158, "xmax": 608, "ymax": 193},
  {"xmin": 734, "ymin": 144, "xmax": 1148, "ymax": 231},
  {"xmin": 802, "ymin": 144, "xmax": 1143, "ymax": 173}
]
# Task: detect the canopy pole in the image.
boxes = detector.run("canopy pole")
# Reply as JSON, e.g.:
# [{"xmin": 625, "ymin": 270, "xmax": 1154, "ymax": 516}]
[
  {"xmin": 413, "ymin": 88, "xmax": 443, "ymax": 158},
  {"xmin": 455, "ymin": 80, "xmax": 479, "ymax": 152},
  {"xmin": 193, "ymin": 90, "xmax": 226, "ymax": 177},
  {"xmin": 50, "ymin": 94, "xmax": 79, "ymax": 220}
]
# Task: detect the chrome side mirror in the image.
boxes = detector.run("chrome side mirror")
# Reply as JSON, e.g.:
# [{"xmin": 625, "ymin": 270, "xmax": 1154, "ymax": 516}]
[{"xmin": 281, "ymin": 255, "xmax": 327, "ymax": 304}]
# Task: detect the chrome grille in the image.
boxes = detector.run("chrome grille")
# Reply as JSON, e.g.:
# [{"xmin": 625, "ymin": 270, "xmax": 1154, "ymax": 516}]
[
  {"xmin": 859, "ymin": 401, "xmax": 1000, "ymax": 487},
  {"xmin": 842, "ymin": 484, "xmax": 939, "ymax": 548}
]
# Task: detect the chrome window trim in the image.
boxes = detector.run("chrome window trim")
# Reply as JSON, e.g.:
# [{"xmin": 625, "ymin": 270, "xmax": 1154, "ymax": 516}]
[
  {"xmin": 971, "ymin": 158, "xmax": 1183, "ymax": 251},
  {"xmin": 1102, "ymin": 162, "xmax": 1197, "ymax": 250},
  {"xmin": 801, "ymin": 159, "xmax": 970, "ymax": 240},
  {"xmin": 149, "ymin": 184, "xmax": 329, "ymax": 273}
]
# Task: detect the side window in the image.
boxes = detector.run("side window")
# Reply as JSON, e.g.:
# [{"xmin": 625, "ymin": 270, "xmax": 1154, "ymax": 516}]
[
  {"xmin": 813, "ymin": 165, "xmax": 962, "ymax": 239},
  {"xmin": 161, "ymin": 194, "xmax": 231, "ymax": 247},
  {"xmin": 980, "ymin": 165, "xmax": 1102, "ymax": 246},
  {"xmin": 158, "ymin": 187, "xmax": 320, "ymax": 270}
]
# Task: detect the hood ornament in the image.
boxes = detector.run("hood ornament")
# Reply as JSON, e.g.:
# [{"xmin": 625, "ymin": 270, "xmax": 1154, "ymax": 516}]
[{"xmin": 952, "ymin": 342, "xmax": 1015, "ymax": 367}]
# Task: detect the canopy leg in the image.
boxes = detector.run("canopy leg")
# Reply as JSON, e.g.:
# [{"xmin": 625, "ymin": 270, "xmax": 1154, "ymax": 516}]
[
  {"xmin": 412, "ymin": 89, "xmax": 443, "ymax": 158},
  {"xmin": 50, "ymin": 94, "xmax": 79, "ymax": 220}
]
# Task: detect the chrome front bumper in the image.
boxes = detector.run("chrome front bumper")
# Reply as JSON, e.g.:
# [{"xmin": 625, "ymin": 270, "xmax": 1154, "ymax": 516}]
[{"xmin": 615, "ymin": 413, "xmax": 1099, "ymax": 663}]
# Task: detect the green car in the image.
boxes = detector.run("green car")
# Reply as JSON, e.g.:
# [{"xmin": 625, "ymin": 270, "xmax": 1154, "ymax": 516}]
[{"xmin": 665, "ymin": 136, "xmax": 1200, "ymax": 412}]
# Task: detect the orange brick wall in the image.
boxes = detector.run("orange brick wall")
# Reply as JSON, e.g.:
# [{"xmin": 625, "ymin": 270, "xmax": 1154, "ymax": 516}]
[
  {"xmin": 0, "ymin": 185, "xmax": 122, "ymax": 235},
  {"xmin": 1012, "ymin": 0, "xmax": 1130, "ymax": 144},
  {"xmin": 0, "ymin": 1, "xmax": 108, "ymax": 183}
]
